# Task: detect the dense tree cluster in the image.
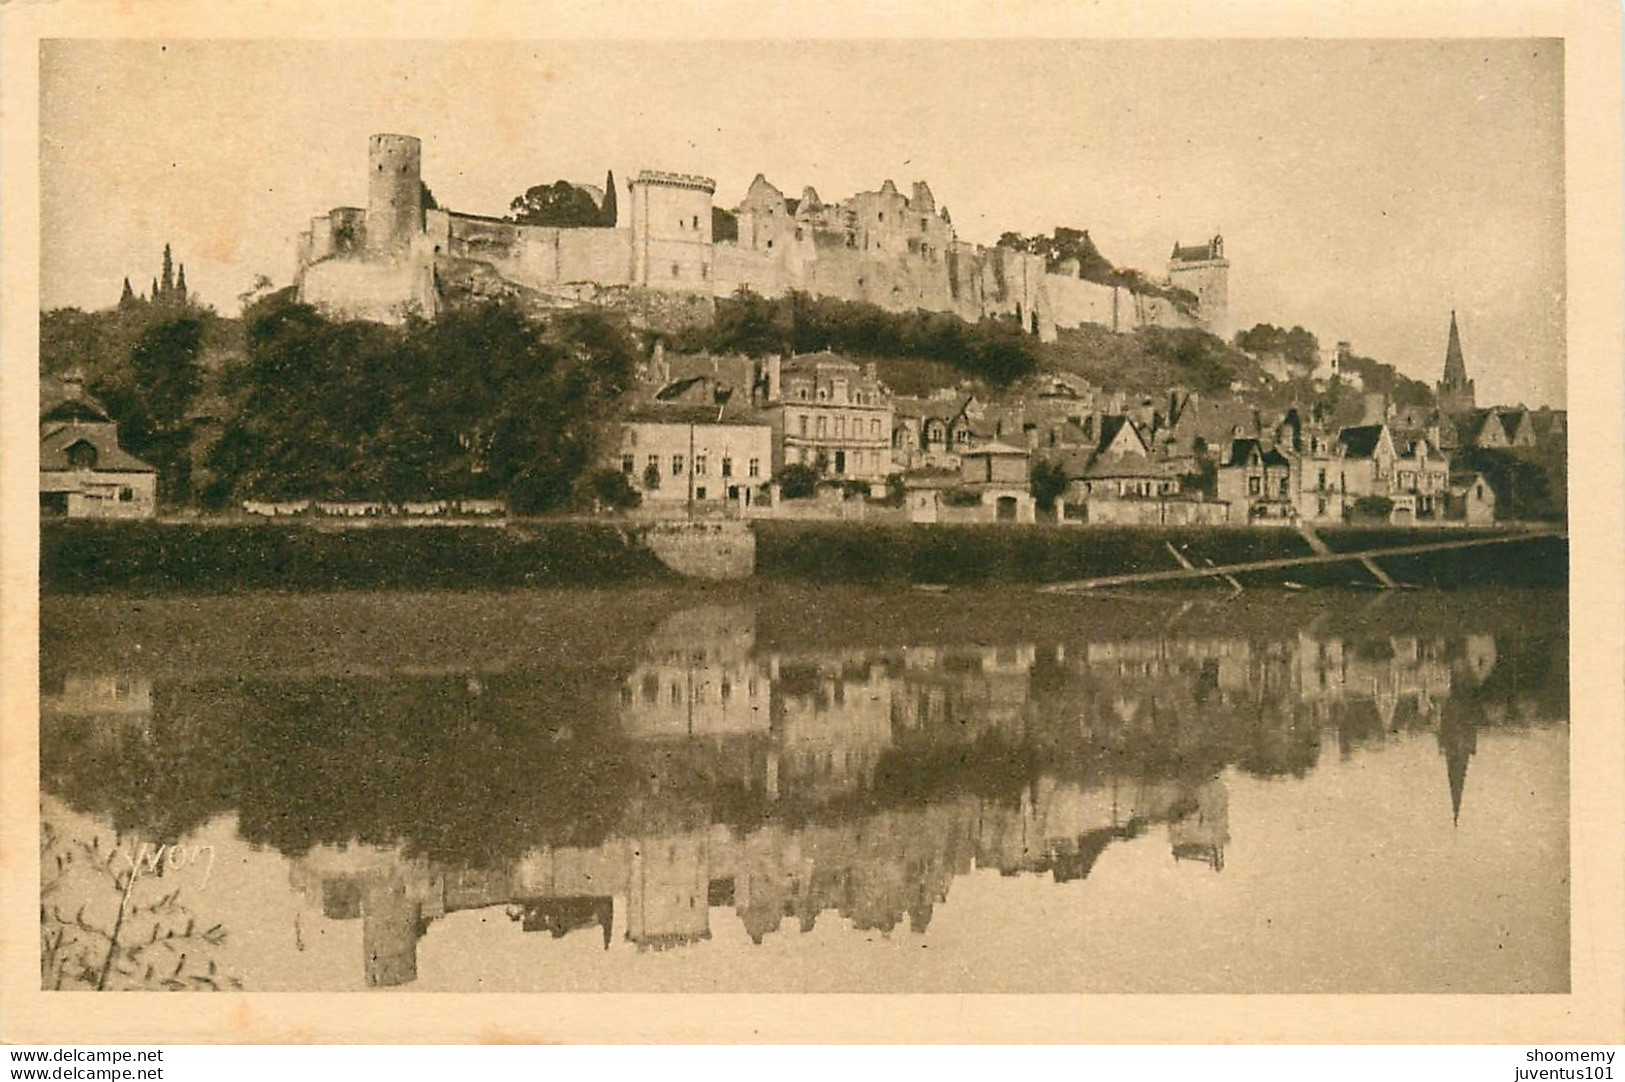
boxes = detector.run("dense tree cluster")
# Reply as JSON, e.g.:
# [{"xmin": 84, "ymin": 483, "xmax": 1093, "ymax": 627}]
[
  {"xmin": 204, "ymin": 296, "xmax": 637, "ymax": 511},
  {"xmin": 1236, "ymin": 323, "xmax": 1435, "ymax": 408},
  {"xmin": 1235, "ymin": 323, "xmax": 1321, "ymax": 369},
  {"xmin": 508, "ymin": 171, "xmax": 617, "ymax": 228},
  {"xmin": 683, "ymin": 288, "xmax": 1039, "ymax": 385},
  {"xmin": 43, "ymin": 296, "xmax": 639, "ymax": 513}
]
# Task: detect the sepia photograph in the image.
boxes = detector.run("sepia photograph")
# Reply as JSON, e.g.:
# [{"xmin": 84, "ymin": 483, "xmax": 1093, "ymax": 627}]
[{"xmin": 4, "ymin": 0, "xmax": 1621, "ymax": 1050}]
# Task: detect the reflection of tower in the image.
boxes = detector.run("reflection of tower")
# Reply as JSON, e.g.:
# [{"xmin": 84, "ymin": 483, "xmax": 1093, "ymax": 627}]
[
  {"xmin": 1168, "ymin": 776, "xmax": 1230, "ymax": 871},
  {"xmin": 625, "ymin": 830, "xmax": 711, "ymax": 951},
  {"xmin": 1438, "ymin": 703, "xmax": 1479, "ymax": 826},
  {"xmin": 362, "ymin": 877, "xmax": 421, "ymax": 988}
]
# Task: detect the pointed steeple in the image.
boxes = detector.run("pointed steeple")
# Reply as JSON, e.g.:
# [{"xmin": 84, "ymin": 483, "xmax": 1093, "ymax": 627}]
[
  {"xmin": 1436, "ymin": 310, "xmax": 1476, "ymax": 413},
  {"xmin": 1443, "ymin": 311, "xmax": 1467, "ymax": 384}
]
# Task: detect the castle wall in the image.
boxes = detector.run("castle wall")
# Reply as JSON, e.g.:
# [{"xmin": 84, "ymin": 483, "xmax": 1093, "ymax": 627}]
[
  {"xmin": 1045, "ymin": 274, "xmax": 1120, "ymax": 330},
  {"xmin": 298, "ymin": 135, "xmax": 1221, "ymax": 339},
  {"xmin": 299, "ymin": 252, "xmax": 436, "ymax": 324}
]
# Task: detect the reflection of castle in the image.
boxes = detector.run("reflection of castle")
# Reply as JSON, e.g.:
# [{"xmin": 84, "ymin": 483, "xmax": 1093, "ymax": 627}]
[
  {"xmin": 286, "ymin": 767, "xmax": 1232, "ymax": 985},
  {"xmin": 49, "ymin": 601, "xmax": 1539, "ymax": 987}
]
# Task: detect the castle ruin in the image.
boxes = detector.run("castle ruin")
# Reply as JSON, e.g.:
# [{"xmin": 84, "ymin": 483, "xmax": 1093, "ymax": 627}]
[{"xmin": 295, "ymin": 134, "xmax": 1228, "ymax": 337}]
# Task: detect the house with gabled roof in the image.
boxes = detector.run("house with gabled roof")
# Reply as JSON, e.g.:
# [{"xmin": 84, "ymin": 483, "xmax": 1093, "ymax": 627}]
[
  {"xmin": 1216, "ymin": 438, "xmax": 1297, "ymax": 524},
  {"xmin": 1060, "ymin": 414, "xmax": 1225, "ymax": 525},
  {"xmin": 1456, "ymin": 408, "xmax": 1537, "ymax": 451},
  {"xmin": 40, "ymin": 377, "xmax": 158, "ymax": 519}
]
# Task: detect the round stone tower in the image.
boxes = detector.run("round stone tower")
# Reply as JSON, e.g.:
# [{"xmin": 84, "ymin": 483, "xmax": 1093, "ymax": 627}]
[{"xmin": 366, "ymin": 134, "xmax": 423, "ymax": 260}]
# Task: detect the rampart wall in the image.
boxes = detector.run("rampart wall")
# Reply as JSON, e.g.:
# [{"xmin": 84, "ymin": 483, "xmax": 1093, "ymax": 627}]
[{"xmin": 295, "ymin": 136, "xmax": 1211, "ymax": 338}]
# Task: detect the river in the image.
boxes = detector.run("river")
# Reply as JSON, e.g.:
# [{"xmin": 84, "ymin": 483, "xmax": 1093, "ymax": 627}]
[{"xmin": 38, "ymin": 584, "xmax": 1568, "ymax": 993}]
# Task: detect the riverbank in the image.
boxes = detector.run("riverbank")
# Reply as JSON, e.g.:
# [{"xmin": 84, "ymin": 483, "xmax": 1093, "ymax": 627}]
[{"xmin": 39, "ymin": 518, "xmax": 1567, "ymax": 595}]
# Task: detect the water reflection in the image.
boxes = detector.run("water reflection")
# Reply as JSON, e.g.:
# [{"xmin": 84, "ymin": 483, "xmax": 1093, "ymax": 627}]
[{"xmin": 40, "ymin": 589, "xmax": 1567, "ymax": 990}]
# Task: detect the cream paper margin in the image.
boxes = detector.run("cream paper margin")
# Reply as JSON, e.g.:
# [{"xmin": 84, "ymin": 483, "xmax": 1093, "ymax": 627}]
[{"xmin": 1, "ymin": 0, "xmax": 1619, "ymax": 1046}]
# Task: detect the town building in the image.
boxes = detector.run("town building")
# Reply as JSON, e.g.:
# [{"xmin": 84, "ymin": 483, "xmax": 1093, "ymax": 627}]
[
  {"xmin": 612, "ymin": 400, "xmax": 773, "ymax": 511},
  {"xmin": 1333, "ymin": 423, "xmax": 1454, "ymax": 524},
  {"xmin": 1215, "ymin": 438, "xmax": 1296, "ymax": 524},
  {"xmin": 1061, "ymin": 415, "xmax": 1224, "ymax": 525},
  {"xmin": 957, "ymin": 441, "xmax": 1037, "ymax": 523},
  {"xmin": 39, "ymin": 378, "xmax": 158, "ymax": 519},
  {"xmin": 1446, "ymin": 471, "xmax": 1497, "ymax": 525},
  {"xmin": 763, "ymin": 352, "xmax": 895, "ymax": 482}
]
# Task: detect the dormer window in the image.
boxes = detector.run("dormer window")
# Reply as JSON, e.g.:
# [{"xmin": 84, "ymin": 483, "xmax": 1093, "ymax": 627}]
[{"xmin": 65, "ymin": 440, "xmax": 98, "ymax": 469}]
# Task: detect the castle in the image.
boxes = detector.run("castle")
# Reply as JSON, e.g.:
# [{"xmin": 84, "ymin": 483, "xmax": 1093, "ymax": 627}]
[{"xmin": 295, "ymin": 134, "xmax": 1228, "ymax": 338}]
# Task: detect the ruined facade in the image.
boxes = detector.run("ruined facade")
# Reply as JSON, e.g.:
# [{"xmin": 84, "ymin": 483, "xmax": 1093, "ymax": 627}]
[{"xmin": 295, "ymin": 134, "xmax": 1226, "ymax": 337}]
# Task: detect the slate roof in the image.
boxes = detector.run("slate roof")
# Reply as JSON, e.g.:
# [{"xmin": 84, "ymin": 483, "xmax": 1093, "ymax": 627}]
[
  {"xmin": 1337, "ymin": 424, "xmax": 1387, "ymax": 459},
  {"xmin": 1224, "ymin": 438, "xmax": 1290, "ymax": 469}
]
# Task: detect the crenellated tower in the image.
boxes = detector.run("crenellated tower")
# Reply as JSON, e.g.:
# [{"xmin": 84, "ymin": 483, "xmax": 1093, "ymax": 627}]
[{"xmin": 628, "ymin": 170, "xmax": 715, "ymax": 291}]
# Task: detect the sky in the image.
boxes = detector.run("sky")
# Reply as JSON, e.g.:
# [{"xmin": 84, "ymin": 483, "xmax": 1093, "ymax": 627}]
[{"xmin": 39, "ymin": 39, "xmax": 1565, "ymax": 407}]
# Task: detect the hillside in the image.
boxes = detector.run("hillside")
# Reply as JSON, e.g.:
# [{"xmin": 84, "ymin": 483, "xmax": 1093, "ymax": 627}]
[{"xmin": 1036, "ymin": 323, "xmax": 1268, "ymax": 397}]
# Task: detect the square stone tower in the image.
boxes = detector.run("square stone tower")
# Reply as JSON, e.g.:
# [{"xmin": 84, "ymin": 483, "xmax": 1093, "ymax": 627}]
[
  {"xmin": 1168, "ymin": 234, "xmax": 1230, "ymax": 335},
  {"xmin": 629, "ymin": 171, "xmax": 716, "ymax": 291}
]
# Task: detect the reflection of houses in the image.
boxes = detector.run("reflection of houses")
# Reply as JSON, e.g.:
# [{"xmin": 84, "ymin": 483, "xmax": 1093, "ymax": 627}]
[
  {"xmin": 40, "ymin": 377, "xmax": 158, "ymax": 519},
  {"xmin": 774, "ymin": 653, "xmax": 895, "ymax": 801},
  {"xmin": 90, "ymin": 602, "xmax": 1541, "ymax": 988},
  {"xmin": 39, "ymin": 674, "xmax": 156, "ymax": 752},
  {"xmin": 975, "ymin": 774, "xmax": 1231, "ymax": 879},
  {"xmin": 620, "ymin": 607, "xmax": 770, "ymax": 740}
]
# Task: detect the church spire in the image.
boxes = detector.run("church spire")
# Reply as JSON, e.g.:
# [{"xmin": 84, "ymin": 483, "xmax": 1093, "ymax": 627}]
[
  {"xmin": 1443, "ymin": 311, "xmax": 1467, "ymax": 383},
  {"xmin": 1435, "ymin": 310, "xmax": 1476, "ymax": 413}
]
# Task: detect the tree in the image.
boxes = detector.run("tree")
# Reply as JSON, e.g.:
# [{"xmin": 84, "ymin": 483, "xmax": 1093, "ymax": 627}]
[
  {"xmin": 712, "ymin": 207, "xmax": 738, "ymax": 243},
  {"xmin": 509, "ymin": 180, "xmax": 604, "ymax": 228},
  {"xmin": 420, "ymin": 181, "xmax": 439, "ymax": 211},
  {"xmin": 778, "ymin": 463, "xmax": 819, "ymax": 499},
  {"xmin": 582, "ymin": 467, "xmax": 641, "ymax": 510},
  {"xmin": 1029, "ymin": 459, "xmax": 1069, "ymax": 512},
  {"xmin": 88, "ymin": 316, "xmax": 205, "ymax": 503},
  {"xmin": 1457, "ymin": 448, "xmax": 1557, "ymax": 521},
  {"xmin": 600, "ymin": 170, "xmax": 617, "ymax": 227}
]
